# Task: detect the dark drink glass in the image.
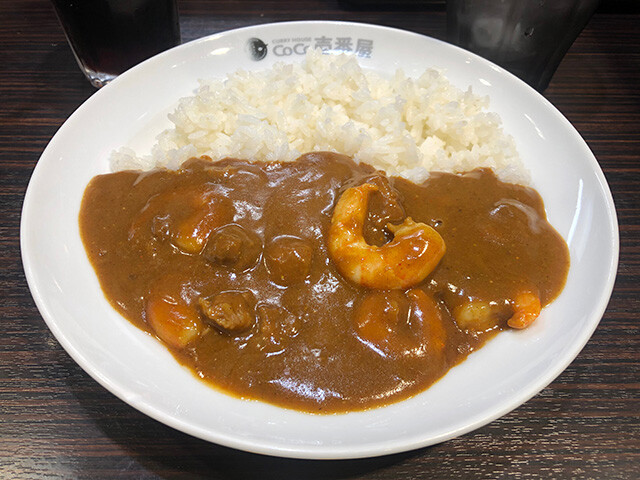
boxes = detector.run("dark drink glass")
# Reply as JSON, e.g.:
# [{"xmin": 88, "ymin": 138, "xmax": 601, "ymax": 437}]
[
  {"xmin": 447, "ymin": 0, "xmax": 599, "ymax": 92},
  {"xmin": 51, "ymin": 0, "xmax": 181, "ymax": 88}
]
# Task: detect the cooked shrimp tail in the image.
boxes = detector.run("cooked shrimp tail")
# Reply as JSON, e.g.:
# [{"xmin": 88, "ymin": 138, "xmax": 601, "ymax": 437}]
[
  {"xmin": 507, "ymin": 291, "xmax": 541, "ymax": 329},
  {"xmin": 328, "ymin": 183, "xmax": 446, "ymax": 290}
]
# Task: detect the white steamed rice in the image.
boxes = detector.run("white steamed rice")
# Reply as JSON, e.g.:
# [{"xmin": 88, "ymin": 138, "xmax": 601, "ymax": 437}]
[{"xmin": 111, "ymin": 49, "xmax": 527, "ymax": 184}]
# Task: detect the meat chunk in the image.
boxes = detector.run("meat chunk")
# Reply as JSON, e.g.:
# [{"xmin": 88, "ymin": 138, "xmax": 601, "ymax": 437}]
[
  {"xmin": 264, "ymin": 236, "xmax": 313, "ymax": 286},
  {"xmin": 203, "ymin": 224, "xmax": 262, "ymax": 272},
  {"xmin": 255, "ymin": 304, "xmax": 300, "ymax": 352},
  {"xmin": 198, "ymin": 291, "xmax": 256, "ymax": 334}
]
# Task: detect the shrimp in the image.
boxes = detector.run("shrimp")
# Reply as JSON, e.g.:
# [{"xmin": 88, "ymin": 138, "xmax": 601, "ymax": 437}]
[
  {"xmin": 453, "ymin": 291, "xmax": 542, "ymax": 332},
  {"xmin": 328, "ymin": 183, "xmax": 445, "ymax": 290},
  {"xmin": 353, "ymin": 288, "xmax": 446, "ymax": 357},
  {"xmin": 130, "ymin": 184, "xmax": 234, "ymax": 254},
  {"xmin": 453, "ymin": 300, "xmax": 503, "ymax": 333},
  {"xmin": 146, "ymin": 293, "xmax": 205, "ymax": 349},
  {"xmin": 507, "ymin": 291, "xmax": 541, "ymax": 329}
]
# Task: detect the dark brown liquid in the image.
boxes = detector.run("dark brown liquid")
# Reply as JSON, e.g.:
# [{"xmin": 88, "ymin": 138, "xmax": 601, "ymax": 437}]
[
  {"xmin": 51, "ymin": 0, "xmax": 180, "ymax": 75},
  {"xmin": 79, "ymin": 153, "xmax": 569, "ymax": 413}
]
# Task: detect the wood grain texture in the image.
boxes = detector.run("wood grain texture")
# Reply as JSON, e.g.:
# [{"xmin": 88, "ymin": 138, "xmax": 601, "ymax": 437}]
[{"xmin": 1, "ymin": 1, "xmax": 639, "ymax": 478}]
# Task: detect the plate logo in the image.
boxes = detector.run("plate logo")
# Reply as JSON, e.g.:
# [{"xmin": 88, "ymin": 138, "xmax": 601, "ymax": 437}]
[
  {"xmin": 246, "ymin": 38, "xmax": 268, "ymax": 61},
  {"xmin": 246, "ymin": 36, "xmax": 375, "ymax": 61}
]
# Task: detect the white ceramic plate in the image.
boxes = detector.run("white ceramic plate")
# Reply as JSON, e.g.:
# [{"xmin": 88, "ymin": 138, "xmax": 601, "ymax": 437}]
[{"xmin": 21, "ymin": 21, "xmax": 618, "ymax": 459}]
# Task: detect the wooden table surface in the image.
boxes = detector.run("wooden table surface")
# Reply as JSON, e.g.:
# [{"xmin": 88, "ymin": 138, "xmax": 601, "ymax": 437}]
[{"xmin": 2, "ymin": 1, "xmax": 639, "ymax": 478}]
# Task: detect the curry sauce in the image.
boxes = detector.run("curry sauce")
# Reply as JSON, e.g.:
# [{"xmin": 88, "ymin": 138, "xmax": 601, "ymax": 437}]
[{"xmin": 79, "ymin": 152, "xmax": 569, "ymax": 412}]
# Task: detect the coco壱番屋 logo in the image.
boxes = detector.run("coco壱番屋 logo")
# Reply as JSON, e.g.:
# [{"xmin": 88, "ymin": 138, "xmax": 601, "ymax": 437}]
[{"xmin": 246, "ymin": 35, "xmax": 376, "ymax": 61}]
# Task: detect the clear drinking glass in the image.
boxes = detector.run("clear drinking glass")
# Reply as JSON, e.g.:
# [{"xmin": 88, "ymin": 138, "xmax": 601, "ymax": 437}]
[
  {"xmin": 51, "ymin": 0, "xmax": 181, "ymax": 88},
  {"xmin": 447, "ymin": 0, "xmax": 599, "ymax": 91}
]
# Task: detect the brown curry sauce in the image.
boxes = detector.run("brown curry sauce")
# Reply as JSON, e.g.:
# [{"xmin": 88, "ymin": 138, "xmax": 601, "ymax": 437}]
[{"xmin": 79, "ymin": 152, "xmax": 569, "ymax": 413}]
